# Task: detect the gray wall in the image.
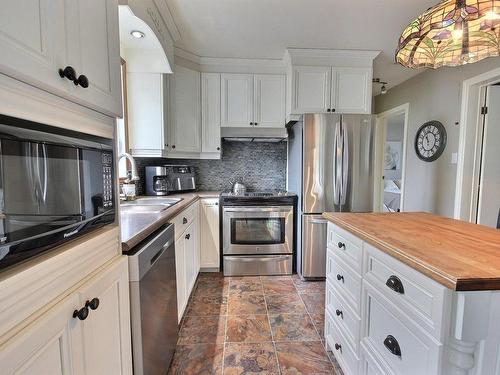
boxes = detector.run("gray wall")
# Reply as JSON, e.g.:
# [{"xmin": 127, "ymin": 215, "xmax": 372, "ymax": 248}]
[
  {"xmin": 135, "ymin": 140, "xmax": 287, "ymax": 195},
  {"xmin": 375, "ymin": 57, "xmax": 500, "ymax": 217}
]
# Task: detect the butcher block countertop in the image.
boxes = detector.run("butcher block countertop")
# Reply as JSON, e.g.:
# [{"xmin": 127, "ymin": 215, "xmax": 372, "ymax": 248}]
[
  {"xmin": 323, "ymin": 212, "xmax": 500, "ymax": 291},
  {"xmin": 121, "ymin": 191, "xmax": 220, "ymax": 252}
]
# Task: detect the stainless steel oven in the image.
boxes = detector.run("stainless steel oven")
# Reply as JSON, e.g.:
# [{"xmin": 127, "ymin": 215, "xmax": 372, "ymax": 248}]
[{"xmin": 221, "ymin": 193, "xmax": 296, "ymax": 276}]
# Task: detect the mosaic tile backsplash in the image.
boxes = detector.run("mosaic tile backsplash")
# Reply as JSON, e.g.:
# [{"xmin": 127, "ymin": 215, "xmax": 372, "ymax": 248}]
[{"xmin": 134, "ymin": 140, "xmax": 287, "ymax": 195}]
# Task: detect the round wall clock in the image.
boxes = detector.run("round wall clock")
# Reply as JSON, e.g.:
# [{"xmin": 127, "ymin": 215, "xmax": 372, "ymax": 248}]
[{"xmin": 414, "ymin": 121, "xmax": 447, "ymax": 162}]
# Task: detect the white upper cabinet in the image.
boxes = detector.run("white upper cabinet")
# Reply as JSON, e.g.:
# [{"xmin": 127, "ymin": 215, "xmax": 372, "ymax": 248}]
[
  {"xmin": 290, "ymin": 65, "xmax": 372, "ymax": 115},
  {"xmin": 0, "ymin": 0, "xmax": 122, "ymax": 117},
  {"xmin": 290, "ymin": 66, "xmax": 332, "ymax": 114},
  {"xmin": 169, "ymin": 65, "xmax": 201, "ymax": 154},
  {"xmin": 254, "ymin": 74, "xmax": 286, "ymax": 128},
  {"xmin": 127, "ymin": 73, "xmax": 166, "ymax": 156},
  {"xmin": 66, "ymin": 0, "xmax": 122, "ymax": 117},
  {"xmin": 332, "ymin": 67, "xmax": 372, "ymax": 114},
  {"xmin": 221, "ymin": 73, "xmax": 254, "ymax": 127},
  {"xmin": 201, "ymin": 73, "xmax": 221, "ymax": 156},
  {"xmin": 221, "ymin": 73, "xmax": 286, "ymax": 128}
]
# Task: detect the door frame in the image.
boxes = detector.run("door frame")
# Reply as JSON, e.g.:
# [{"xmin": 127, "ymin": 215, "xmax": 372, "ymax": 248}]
[
  {"xmin": 454, "ymin": 67, "xmax": 500, "ymax": 221},
  {"xmin": 374, "ymin": 103, "xmax": 409, "ymax": 212}
]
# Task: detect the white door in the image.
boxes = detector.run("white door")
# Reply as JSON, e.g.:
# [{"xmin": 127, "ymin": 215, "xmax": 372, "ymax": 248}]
[
  {"xmin": 477, "ymin": 85, "xmax": 500, "ymax": 228},
  {"xmin": 200, "ymin": 199, "xmax": 220, "ymax": 269},
  {"xmin": 332, "ymin": 67, "xmax": 372, "ymax": 114},
  {"xmin": 201, "ymin": 73, "xmax": 221, "ymax": 154},
  {"xmin": 175, "ymin": 235, "xmax": 187, "ymax": 322},
  {"xmin": 0, "ymin": 293, "xmax": 80, "ymax": 375},
  {"xmin": 170, "ymin": 65, "xmax": 201, "ymax": 153},
  {"xmin": 221, "ymin": 73, "xmax": 254, "ymax": 127},
  {"xmin": 291, "ymin": 66, "xmax": 331, "ymax": 114},
  {"xmin": 0, "ymin": 0, "xmax": 70, "ymax": 95},
  {"xmin": 77, "ymin": 258, "xmax": 132, "ymax": 375},
  {"xmin": 254, "ymin": 74, "xmax": 286, "ymax": 128},
  {"xmin": 127, "ymin": 73, "xmax": 165, "ymax": 154},
  {"xmin": 65, "ymin": 0, "xmax": 122, "ymax": 117}
]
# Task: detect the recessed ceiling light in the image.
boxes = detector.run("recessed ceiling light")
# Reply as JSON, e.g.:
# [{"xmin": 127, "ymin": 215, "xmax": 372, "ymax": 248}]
[{"xmin": 130, "ymin": 30, "xmax": 145, "ymax": 39}]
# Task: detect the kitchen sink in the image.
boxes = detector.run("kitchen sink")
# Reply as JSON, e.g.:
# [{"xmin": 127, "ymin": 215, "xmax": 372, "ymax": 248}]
[{"xmin": 120, "ymin": 205, "xmax": 168, "ymax": 214}]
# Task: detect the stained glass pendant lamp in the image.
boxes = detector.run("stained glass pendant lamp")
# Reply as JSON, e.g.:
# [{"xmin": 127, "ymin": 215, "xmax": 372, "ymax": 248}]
[{"xmin": 396, "ymin": 0, "xmax": 500, "ymax": 68}]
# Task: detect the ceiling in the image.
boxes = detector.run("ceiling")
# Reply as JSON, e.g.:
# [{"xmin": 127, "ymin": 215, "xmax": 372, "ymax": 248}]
[{"xmin": 165, "ymin": 0, "xmax": 438, "ymax": 94}]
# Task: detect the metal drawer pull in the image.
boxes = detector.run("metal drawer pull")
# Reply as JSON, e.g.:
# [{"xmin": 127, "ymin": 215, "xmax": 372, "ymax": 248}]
[
  {"xmin": 337, "ymin": 242, "xmax": 345, "ymax": 249},
  {"xmin": 336, "ymin": 274, "xmax": 344, "ymax": 283},
  {"xmin": 334, "ymin": 343, "xmax": 342, "ymax": 352},
  {"xmin": 182, "ymin": 217, "xmax": 188, "ymax": 224},
  {"xmin": 383, "ymin": 335, "xmax": 402, "ymax": 357},
  {"xmin": 335, "ymin": 309, "xmax": 343, "ymax": 319},
  {"xmin": 386, "ymin": 275, "xmax": 405, "ymax": 294}
]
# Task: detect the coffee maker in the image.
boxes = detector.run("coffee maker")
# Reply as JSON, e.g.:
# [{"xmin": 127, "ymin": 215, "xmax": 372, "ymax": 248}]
[{"xmin": 145, "ymin": 165, "xmax": 196, "ymax": 196}]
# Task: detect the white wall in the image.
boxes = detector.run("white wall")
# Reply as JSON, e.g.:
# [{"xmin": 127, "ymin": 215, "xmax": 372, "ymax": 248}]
[{"xmin": 375, "ymin": 57, "xmax": 500, "ymax": 217}]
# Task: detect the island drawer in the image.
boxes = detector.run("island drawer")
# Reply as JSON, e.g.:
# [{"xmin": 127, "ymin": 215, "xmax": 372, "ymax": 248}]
[
  {"xmin": 171, "ymin": 201, "xmax": 198, "ymax": 240},
  {"xmin": 328, "ymin": 223, "xmax": 362, "ymax": 274},
  {"xmin": 327, "ymin": 249, "xmax": 362, "ymax": 313},
  {"xmin": 326, "ymin": 309, "xmax": 360, "ymax": 375},
  {"xmin": 363, "ymin": 284, "xmax": 442, "ymax": 375},
  {"xmin": 363, "ymin": 243, "xmax": 448, "ymax": 339},
  {"xmin": 326, "ymin": 279, "xmax": 360, "ymax": 351}
]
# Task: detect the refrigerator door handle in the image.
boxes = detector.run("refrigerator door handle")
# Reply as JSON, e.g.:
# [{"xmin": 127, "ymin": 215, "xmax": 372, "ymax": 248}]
[
  {"xmin": 333, "ymin": 121, "xmax": 342, "ymax": 206},
  {"xmin": 340, "ymin": 121, "xmax": 349, "ymax": 206}
]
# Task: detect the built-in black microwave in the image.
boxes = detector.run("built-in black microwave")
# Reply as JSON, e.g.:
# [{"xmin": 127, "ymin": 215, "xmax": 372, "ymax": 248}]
[{"xmin": 0, "ymin": 114, "xmax": 116, "ymax": 270}]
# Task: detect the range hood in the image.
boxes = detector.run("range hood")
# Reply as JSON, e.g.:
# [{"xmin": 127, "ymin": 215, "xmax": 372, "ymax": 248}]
[{"xmin": 221, "ymin": 127, "xmax": 288, "ymax": 142}]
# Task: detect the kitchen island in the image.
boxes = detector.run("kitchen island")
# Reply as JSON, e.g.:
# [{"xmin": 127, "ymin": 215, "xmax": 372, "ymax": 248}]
[{"xmin": 323, "ymin": 212, "xmax": 500, "ymax": 375}]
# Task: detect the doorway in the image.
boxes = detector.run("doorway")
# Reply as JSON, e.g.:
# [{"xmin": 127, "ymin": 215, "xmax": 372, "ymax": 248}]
[
  {"xmin": 472, "ymin": 84, "xmax": 500, "ymax": 228},
  {"xmin": 374, "ymin": 104, "xmax": 409, "ymax": 212}
]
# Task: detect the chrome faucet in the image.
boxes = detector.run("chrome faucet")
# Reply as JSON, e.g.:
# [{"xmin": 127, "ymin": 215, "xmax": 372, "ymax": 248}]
[{"xmin": 118, "ymin": 153, "xmax": 140, "ymax": 183}]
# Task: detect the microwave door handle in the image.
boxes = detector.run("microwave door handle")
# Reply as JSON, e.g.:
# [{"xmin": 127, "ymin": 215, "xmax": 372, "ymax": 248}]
[{"xmin": 40, "ymin": 144, "xmax": 48, "ymax": 203}]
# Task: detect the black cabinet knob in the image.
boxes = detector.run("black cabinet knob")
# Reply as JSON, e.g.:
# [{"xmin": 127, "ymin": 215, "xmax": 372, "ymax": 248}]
[
  {"xmin": 172, "ymin": 145, "xmax": 176, "ymax": 149},
  {"xmin": 254, "ymin": 122, "xmax": 258, "ymax": 125},
  {"xmin": 334, "ymin": 343, "xmax": 342, "ymax": 351},
  {"xmin": 336, "ymin": 274, "xmax": 344, "ymax": 283},
  {"xmin": 86, "ymin": 298, "xmax": 100, "ymax": 311},
  {"xmin": 182, "ymin": 217, "xmax": 188, "ymax": 224},
  {"xmin": 185, "ymin": 233, "xmax": 191, "ymax": 240},
  {"xmin": 327, "ymin": 108, "xmax": 331, "ymax": 112},
  {"xmin": 386, "ymin": 275, "xmax": 405, "ymax": 294},
  {"xmin": 335, "ymin": 309, "xmax": 343, "ymax": 319},
  {"xmin": 383, "ymin": 335, "xmax": 401, "ymax": 357},
  {"xmin": 332, "ymin": 108, "xmax": 336, "ymax": 112},
  {"xmin": 337, "ymin": 242, "xmax": 345, "ymax": 249},
  {"xmin": 250, "ymin": 122, "xmax": 254, "ymax": 125},
  {"xmin": 75, "ymin": 74, "xmax": 89, "ymax": 88},
  {"xmin": 59, "ymin": 66, "xmax": 77, "ymax": 81},
  {"xmin": 217, "ymin": 147, "xmax": 220, "ymax": 151},
  {"xmin": 73, "ymin": 306, "xmax": 89, "ymax": 321}
]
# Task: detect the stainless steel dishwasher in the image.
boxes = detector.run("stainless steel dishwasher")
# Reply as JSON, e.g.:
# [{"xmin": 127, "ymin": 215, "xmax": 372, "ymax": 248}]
[{"xmin": 128, "ymin": 223, "xmax": 178, "ymax": 375}]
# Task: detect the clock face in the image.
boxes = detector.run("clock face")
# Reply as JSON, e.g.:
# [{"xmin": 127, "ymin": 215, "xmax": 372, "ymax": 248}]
[{"xmin": 415, "ymin": 121, "xmax": 447, "ymax": 162}]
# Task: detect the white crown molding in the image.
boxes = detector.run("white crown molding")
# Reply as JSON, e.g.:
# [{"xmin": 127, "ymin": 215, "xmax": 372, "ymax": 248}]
[
  {"xmin": 174, "ymin": 47, "xmax": 286, "ymax": 74},
  {"xmin": 153, "ymin": 0, "xmax": 181, "ymax": 42},
  {"xmin": 283, "ymin": 48, "xmax": 380, "ymax": 67}
]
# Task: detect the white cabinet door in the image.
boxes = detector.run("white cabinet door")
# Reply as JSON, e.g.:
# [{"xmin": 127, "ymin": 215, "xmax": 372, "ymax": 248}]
[
  {"xmin": 201, "ymin": 73, "xmax": 221, "ymax": 154},
  {"xmin": 221, "ymin": 73, "xmax": 254, "ymax": 127},
  {"xmin": 76, "ymin": 257, "xmax": 132, "ymax": 375},
  {"xmin": 200, "ymin": 199, "xmax": 220, "ymax": 269},
  {"xmin": 127, "ymin": 73, "xmax": 165, "ymax": 156},
  {"xmin": 175, "ymin": 235, "xmax": 187, "ymax": 323},
  {"xmin": 66, "ymin": 0, "xmax": 122, "ymax": 117},
  {"xmin": 0, "ymin": 294, "xmax": 79, "ymax": 375},
  {"xmin": 254, "ymin": 74, "xmax": 286, "ymax": 128},
  {"xmin": 0, "ymin": 0, "xmax": 69, "ymax": 96},
  {"xmin": 291, "ymin": 66, "xmax": 331, "ymax": 114},
  {"xmin": 170, "ymin": 65, "xmax": 201, "ymax": 153},
  {"xmin": 184, "ymin": 221, "xmax": 198, "ymax": 299},
  {"xmin": 332, "ymin": 67, "xmax": 372, "ymax": 114}
]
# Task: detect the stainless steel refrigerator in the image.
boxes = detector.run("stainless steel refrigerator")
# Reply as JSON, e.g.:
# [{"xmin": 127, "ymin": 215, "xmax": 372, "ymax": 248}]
[{"xmin": 288, "ymin": 114, "xmax": 376, "ymax": 278}]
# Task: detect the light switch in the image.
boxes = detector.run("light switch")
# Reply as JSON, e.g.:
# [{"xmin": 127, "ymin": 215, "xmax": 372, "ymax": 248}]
[{"xmin": 451, "ymin": 152, "xmax": 458, "ymax": 164}]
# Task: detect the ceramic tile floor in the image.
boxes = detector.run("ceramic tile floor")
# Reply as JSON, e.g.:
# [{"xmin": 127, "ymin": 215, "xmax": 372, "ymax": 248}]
[{"xmin": 168, "ymin": 273, "xmax": 343, "ymax": 375}]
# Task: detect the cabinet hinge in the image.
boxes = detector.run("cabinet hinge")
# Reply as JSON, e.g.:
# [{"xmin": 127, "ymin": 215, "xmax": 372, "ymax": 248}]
[{"xmin": 481, "ymin": 106, "xmax": 488, "ymax": 115}]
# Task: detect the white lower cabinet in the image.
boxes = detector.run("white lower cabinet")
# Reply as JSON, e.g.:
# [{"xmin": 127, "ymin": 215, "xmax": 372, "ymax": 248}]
[
  {"xmin": 200, "ymin": 198, "xmax": 220, "ymax": 270},
  {"xmin": 0, "ymin": 257, "xmax": 132, "ymax": 375},
  {"xmin": 173, "ymin": 201, "xmax": 201, "ymax": 323}
]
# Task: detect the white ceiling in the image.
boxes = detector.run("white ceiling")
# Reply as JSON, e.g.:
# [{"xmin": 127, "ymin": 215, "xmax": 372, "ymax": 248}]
[{"xmin": 165, "ymin": 0, "xmax": 438, "ymax": 94}]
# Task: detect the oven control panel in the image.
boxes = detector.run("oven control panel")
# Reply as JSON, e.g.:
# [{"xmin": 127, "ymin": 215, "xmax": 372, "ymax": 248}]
[{"xmin": 102, "ymin": 152, "xmax": 114, "ymax": 208}]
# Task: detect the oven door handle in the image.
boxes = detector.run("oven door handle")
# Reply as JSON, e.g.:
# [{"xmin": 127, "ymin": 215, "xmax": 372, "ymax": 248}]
[
  {"xmin": 309, "ymin": 219, "xmax": 328, "ymax": 225},
  {"xmin": 224, "ymin": 255, "xmax": 291, "ymax": 262},
  {"xmin": 223, "ymin": 206, "xmax": 294, "ymax": 213}
]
